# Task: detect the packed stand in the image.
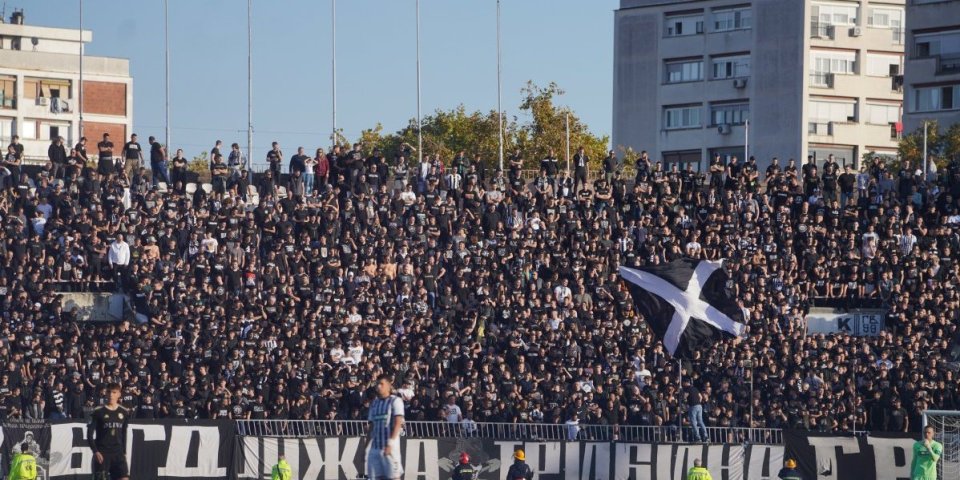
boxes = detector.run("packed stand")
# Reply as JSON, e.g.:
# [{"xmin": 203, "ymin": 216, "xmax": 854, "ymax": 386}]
[{"xmin": 0, "ymin": 133, "xmax": 959, "ymax": 440}]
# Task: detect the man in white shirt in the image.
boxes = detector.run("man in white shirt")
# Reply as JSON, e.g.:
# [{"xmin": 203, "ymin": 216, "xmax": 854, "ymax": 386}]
[
  {"xmin": 108, "ymin": 235, "xmax": 130, "ymax": 290},
  {"xmin": 442, "ymin": 396, "xmax": 462, "ymax": 424}
]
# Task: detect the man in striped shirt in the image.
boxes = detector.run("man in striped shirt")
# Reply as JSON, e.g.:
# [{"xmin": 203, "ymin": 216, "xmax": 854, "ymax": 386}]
[{"xmin": 367, "ymin": 374, "xmax": 404, "ymax": 480}]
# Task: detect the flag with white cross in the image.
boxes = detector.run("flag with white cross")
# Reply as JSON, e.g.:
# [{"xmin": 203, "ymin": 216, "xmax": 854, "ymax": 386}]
[{"xmin": 619, "ymin": 259, "xmax": 747, "ymax": 358}]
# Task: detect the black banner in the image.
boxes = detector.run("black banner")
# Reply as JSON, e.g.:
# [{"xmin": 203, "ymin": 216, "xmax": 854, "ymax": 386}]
[
  {"xmin": 783, "ymin": 430, "xmax": 917, "ymax": 480},
  {"xmin": 0, "ymin": 421, "xmax": 54, "ymax": 480},
  {"xmin": 3, "ymin": 420, "xmax": 235, "ymax": 480}
]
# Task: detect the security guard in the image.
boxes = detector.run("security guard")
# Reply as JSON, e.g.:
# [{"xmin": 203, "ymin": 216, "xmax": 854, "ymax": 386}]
[
  {"xmin": 7, "ymin": 442, "xmax": 37, "ymax": 480},
  {"xmin": 271, "ymin": 454, "xmax": 292, "ymax": 480},
  {"xmin": 506, "ymin": 449, "xmax": 533, "ymax": 480},
  {"xmin": 451, "ymin": 452, "xmax": 477, "ymax": 480},
  {"xmin": 687, "ymin": 458, "xmax": 712, "ymax": 480},
  {"xmin": 778, "ymin": 458, "xmax": 803, "ymax": 480}
]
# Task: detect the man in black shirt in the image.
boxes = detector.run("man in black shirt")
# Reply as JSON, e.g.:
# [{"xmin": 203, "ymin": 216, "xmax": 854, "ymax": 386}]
[
  {"xmin": 97, "ymin": 133, "xmax": 115, "ymax": 176},
  {"xmin": 87, "ymin": 383, "xmax": 130, "ymax": 480},
  {"xmin": 148, "ymin": 136, "xmax": 169, "ymax": 187},
  {"xmin": 838, "ymin": 164, "xmax": 856, "ymax": 206},
  {"xmin": 573, "ymin": 147, "xmax": 589, "ymax": 194},
  {"xmin": 122, "ymin": 134, "xmax": 144, "ymax": 173},
  {"xmin": 267, "ymin": 142, "xmax": 283, "ymax": 180}
]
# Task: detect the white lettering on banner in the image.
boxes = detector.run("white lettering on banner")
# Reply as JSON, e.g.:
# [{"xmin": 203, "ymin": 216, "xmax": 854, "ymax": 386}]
[
  {"xmin": 865, "ymin": 437, "xmax": 914, "ymax": 480},
  {"xmin": 495, "ymin": 441, "xmax": 523, "ymax": 480},
  {"xmin": 301, "ymin": 439, "xmax": 323, "ymax": 480},
  {"xmin": 283, "ymin": 439, "xmax": 300, "ymax": 479},
  {"xmin": 330, "ymin": 437, "xmax": 361, "ymax": 480},
  {"xmin": 613, "ymin": 443, "xmax": 653, "ymax": 480},
  {"xmin": 656, "ymin": 444, "xmax": 673, "ymax": 480},
  {"xmin": 525, "ymin": 442, "xmax": 562, "ymax": 478},
  {"xmin": 49, "ymin": 423, "xmax": 93, "ymax": 477},
  {"xmin": 807, "ymin": 436, "xmax": 860, "ymax": 480},
  {"xmin": 671, "ymin": 445, "xmax": 701, "ymax": 480},
  {"xmin": 157, "ymin": 426, "xmax": 227, "ymax": 477},
  {"xmin": 565, "ymin": 442, "xmax": 611, "ymax": 480},
  {"xmin": 125, "ymin": 423, "xmax": 166, "ymax": 466},
  {"xmin": 706, "ymin": 445, "xmax": 742, "ymax": 480},
  {"xmin": 237, "ymin": 436, "xmax": 260, "ymax": 478},
  {"xmin": 262, "ymin": 438, "xmax": 279, "ymax": 478},
  {"xmin": 745, "ymin": 445, "xmax": 784, "ymax": 480},
  {"xmin": 404, "ymin": 439, "xmax": 439, "ymax": 480}
]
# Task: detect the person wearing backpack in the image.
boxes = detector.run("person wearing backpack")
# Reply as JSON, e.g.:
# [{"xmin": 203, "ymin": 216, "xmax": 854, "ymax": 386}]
[{"xmin": 8, "ymin": 442, "xmax": 37, "ymax": 480}]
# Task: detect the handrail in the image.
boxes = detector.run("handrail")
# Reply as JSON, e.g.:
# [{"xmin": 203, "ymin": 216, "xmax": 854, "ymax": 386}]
[{"xmin": 235, "ymin": 420, "xmax": 784, "ymax": 444}]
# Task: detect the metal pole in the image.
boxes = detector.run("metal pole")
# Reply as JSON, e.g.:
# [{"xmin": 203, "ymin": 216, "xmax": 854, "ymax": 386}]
[
  {"xmin": 164, "ymin": 0, "xmax": 170, "ymax": 154},
  {"xmin": 331, "ymin": 0, "xmax": 337, "ymax": 146},
  {"xmin": 749, "ymin": 364, "xmax": 754, "ymax": 430},
  {"xmin": 565, "ymin": 112, "xmax": 570, "ymax": 174},
  {"xmin": 496, "ymin": 0, "xmax": 503, "ymax": 171},
  {"xmin": 247, "ymin": 0, "xmax": 254, "ymax": 182},
  {"xmin": 744, "ymin": 119, "xmax": 749, "ymax": 161},
  {"xmin": 851, "ymin": 358, "xmax": 857, "ymax": 434},
  {"xmin": 922, "ymin": 121, "xmax": 928, "ymax": 181},
  {"xmin": 78, "ymin": 0, "xmax": 84, "ymax": 139},
  {"xmin": 677, "ymin": 359, "xmax": 683, "ymax": 438},
  {"xmin": 416, "ymin": 0, "xmax": 422, "ymax": 165}
]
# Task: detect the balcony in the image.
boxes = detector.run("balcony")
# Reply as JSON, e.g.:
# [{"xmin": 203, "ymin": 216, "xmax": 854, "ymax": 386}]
[
  {"xmin": 810, "ymin": 21, "xmax": 836, "ymax": 40},
  {"xmin": 810, "ymin": 72, "xmax": 834, "ymax": 88},
  {"xmin": 938, "ymin": 53, "xmax": 960, "ymax": 75}
]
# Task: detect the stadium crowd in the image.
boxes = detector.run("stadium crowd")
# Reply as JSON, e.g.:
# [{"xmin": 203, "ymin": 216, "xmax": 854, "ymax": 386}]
[{"xmin": 0, "ymin": 132, "xmax": 958, "ymax": 438}]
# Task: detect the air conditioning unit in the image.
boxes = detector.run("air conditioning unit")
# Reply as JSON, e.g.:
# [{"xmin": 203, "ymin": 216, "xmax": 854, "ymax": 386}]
[
  {"xmin": 718, "ymin": 124, "xmax": 732, "ymax": 135},
  {"xmin": 850, "ymin": 27, "xmax": 862, "ymax": 37},
  {"xmin": 36, "ymin": 97, "xmax": 49, "ymax": 106},
  {"xmin": 733, "ymin": 78, "xmax": 747, "ymax": 89}
]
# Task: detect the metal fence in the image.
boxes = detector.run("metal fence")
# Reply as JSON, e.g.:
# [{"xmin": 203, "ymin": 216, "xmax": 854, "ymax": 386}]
[{"xmin": 235, "ymin": 420, "xmax": 784, "ymax": 445}]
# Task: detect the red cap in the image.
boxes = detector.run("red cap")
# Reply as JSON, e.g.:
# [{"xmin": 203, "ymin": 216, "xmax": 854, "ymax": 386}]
[{"xmin": 460, "ymin": 452, "xmax": 470, "ymax": 464}]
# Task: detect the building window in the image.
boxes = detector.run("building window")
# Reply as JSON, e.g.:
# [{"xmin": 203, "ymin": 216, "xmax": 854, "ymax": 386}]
[
  {"xmin": 21, "ymin": 119, "xmax": 37, "ymax": 140},
  {"xmin": 864, "ymin": 103, "xmax": 900, "ymax": 125},
  {"xmin": 867, "ymin": 7, "xmax": 902, "ymax": 29},
  {"xmin": 713, "ymin": 6, "xmax": 751, "ymax": 32},
  {"xmin": 914, "ymin": 30, "xmax": 960, "ymax": 58},
  {"xmin": 912, "ymin": 84, "xmax": 960, "ymax": 112},
  {"xmin": 664, "ymin": 105, "xmax": 702, "ymax": 129},
  {"xmin": 23, "ymin": 77, "xmax": 73, "ymax": 100},
  {"xmin": 865, "ymin": 53, "xmax": 902, "ymax": 77},
  {"xmin": 710, "ymin": 102, "xmax": 749, "ymax": 126},
  {"xmin": 812, "ymin": 2, "xmax": 858, "ymax": 26},
  {"xmin": 712, "ymin": 54, "xmax": 750, "ymax": 79},
  {"xmin": 809, "ymin": 98, "xmax": 858, "ymax": 122},
  {"xmin": 0, "ymin": 76, "xmax": 15, "ymax": 109},
  {"xmin": 664, "ymin": 12, "xmax": 704, "ymax": 37},
  {"xmin": 665, "ymin": 59, "xmax": 703, "ymax": 83},
  {"xmin": 811, "ymin": 50, "xmax": 857, "ymax": 75}
]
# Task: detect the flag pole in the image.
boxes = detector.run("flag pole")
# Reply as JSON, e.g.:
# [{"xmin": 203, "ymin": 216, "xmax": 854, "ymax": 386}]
[
  {"xmin": 565, "ymin": 112, "xmax": 571, "ymax": 174},
  {"xmin": 246, "ymin": 0, "xmax": 254, "ymax": 181},
  {"xmin": 78, "ymin": 0, "xmax": 84, "ymax": 140},
  {"xmin": 416, "ymin": 0, "xmax": 423, "ymax": 165},
  {"xmin": 496, "ymin": 0, "xmax": 503, "ymax": 171},
  {"xmin": 331, "ymin": 0, "xmax": 337, "ymax": 146},
  {"xmin": 164, "ymin": 0, "xmax": 170, "ymax": 153}
]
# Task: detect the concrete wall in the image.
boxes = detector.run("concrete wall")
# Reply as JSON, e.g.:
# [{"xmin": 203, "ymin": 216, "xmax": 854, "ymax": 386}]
[
  {"xmin": 752, "ymin": 0, "xmax": 805, "ymax": 164},
  {"xmin": 903, "ymin": 0, "xmax": 960, "ymax": 134},
  {"xmin": 613, "ymin": 0, "xmax": 904, "ymax": 170}
]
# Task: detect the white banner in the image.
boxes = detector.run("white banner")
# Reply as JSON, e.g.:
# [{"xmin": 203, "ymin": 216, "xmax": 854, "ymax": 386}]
[{"xmin": 805, "ymin": 309, "xmax": 886, "ymax": 336}]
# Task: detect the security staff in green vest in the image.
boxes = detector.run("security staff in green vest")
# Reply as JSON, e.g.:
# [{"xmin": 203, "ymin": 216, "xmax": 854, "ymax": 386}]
[
  {"xmin": 7, "ymin": 442, "xmax": 37, "ymax": 480},
  {"xmin": 687, "ymin": 458, "xmax": 712, "ymax": 480},
  {"xmin": 271, "ymin": 454, "xmax": 292, "ymax": 480}
]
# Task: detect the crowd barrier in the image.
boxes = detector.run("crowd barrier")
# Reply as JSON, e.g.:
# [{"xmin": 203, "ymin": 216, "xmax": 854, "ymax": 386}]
[{"xmin": 0, "ymin": 420, "xmax": 921, "ymax": 480}]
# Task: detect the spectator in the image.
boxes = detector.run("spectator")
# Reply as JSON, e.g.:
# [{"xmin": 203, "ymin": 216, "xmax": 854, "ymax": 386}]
[{"xmin": 48, "ymin": 136, "xmax": 68, "ymax": 180}]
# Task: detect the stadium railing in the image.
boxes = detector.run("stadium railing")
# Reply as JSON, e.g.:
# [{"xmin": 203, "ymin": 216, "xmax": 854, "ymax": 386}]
[{"xmin": 235, "ymin": 420, "xmax": 784, "ymax": 444}]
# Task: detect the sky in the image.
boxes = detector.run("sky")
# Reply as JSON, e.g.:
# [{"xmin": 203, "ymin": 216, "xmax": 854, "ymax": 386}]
[{"xmin": 24, "ymin": 0, "xmax": 617, "ymax": 168}]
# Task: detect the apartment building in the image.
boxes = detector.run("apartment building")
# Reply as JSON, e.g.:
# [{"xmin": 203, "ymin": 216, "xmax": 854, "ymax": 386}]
[
  {"xmin": 613, "ymin": 0, "xmax": 905, "ymax": 170},
  {"xmin": 0, "ymin": 10, "xmax": 132, "ymax": 163},
  {"xmin": 903, "ymin": 0, "xmax": 960, "ymax": 134}
]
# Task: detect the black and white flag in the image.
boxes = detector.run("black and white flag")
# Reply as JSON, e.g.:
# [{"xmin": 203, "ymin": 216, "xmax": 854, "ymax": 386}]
[{"xmin": 619, "ymin": 259, "xmax": 746, "ymax": 357}]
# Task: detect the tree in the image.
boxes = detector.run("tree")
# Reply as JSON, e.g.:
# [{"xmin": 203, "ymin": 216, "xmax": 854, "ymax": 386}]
[
  {"xmin": 517, "ymin": 81, "xmax": 609, "ymax": 171},
  {"xmin": 898, "ymin": 121, "xmax": 960, "ymax": 170},
  {"xmin": 357, "ymin": 81, "xmax": 607, "ymax": 172},
  {"xmin": 187, "ymin": 151, "xmax": 210, "ymax": 181}
]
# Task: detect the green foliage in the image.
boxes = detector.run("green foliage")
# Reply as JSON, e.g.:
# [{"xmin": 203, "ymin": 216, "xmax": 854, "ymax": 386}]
[
  {"xmin": 359, "ymin": 81, "xmax": 608, "ymax": 171},
  {"xmin": 187, "ymin": 151, "xmax": 210, "ymax": 181},
  {"xmin": 898, "ymin": 121, "xmax": 960, "ymax": 170}
]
